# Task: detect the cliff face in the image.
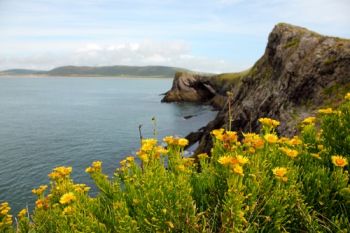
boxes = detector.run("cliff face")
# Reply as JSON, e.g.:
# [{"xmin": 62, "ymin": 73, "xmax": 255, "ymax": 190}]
[{"xmin": 164, "ymin": 23, "xmax": 350, "ymax": 155}]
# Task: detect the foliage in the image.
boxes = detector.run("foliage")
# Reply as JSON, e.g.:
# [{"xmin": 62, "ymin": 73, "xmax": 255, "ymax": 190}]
[
  {"xmin": 1, "ymin": 94, "xmax": 350, "ymax": 232},
  {"xmin": 283, "ymin": 37, "xmax": 300, "ymax": 49}
]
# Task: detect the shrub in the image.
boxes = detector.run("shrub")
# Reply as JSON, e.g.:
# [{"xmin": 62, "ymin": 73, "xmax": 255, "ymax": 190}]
[{"xmin": 1, "ymin": 93, "xmax": 350, "ymax": 232}]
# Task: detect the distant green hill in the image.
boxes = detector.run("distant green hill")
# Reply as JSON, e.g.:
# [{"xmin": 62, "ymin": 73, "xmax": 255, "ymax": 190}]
[
  {"xmin": 0, "ymin": 65, "xmax": 189, "ymax": 77},
  {"xmin": 0, "ymin": 69, "xmax": 45, "ymax": 75}
]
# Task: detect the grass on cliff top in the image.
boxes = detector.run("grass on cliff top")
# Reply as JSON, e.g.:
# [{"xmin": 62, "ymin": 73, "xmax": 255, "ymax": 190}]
[{"xmin": 212, "ymin": 69, "xmax": 250, "ymax": 88}]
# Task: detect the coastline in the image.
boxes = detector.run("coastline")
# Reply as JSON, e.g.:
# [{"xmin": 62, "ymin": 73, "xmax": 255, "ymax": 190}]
[{"xmin": 0, "ymin": 75, "xmax": 174, "ymax": 80}]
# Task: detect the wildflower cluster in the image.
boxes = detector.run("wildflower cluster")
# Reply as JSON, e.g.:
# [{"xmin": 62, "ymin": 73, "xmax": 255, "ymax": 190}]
[
  {"xmin": 1, "ymin": 93, "xmax": 350, "ymax": 232},
  {"xmin": 259, "ymin": 117, "xmax": 280, "ymax": 128},
  {"xmin": 0, "ymin": 202, "xmax": 12, "ymax": 230},
  {"xmin": 48, "ymin": 166, "xmax": 72, "ymax": 180},
  {"xmin": 85, "ymin": 160, "xmax": 102, "ymax": 173}
]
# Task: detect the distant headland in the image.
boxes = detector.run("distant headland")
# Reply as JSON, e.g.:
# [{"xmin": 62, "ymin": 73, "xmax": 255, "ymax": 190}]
[{"xmin": 0, "ymin": 65, "xmax": 191, "ymax": 78}]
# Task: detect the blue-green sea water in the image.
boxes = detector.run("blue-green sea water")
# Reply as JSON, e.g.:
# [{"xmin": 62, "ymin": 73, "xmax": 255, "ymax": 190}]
[{"xmin": 0, "ymin": 76, "xmax": 216, "ymax": 213}]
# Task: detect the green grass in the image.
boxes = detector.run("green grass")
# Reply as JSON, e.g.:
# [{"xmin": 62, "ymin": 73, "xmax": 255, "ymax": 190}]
[
  {"xmin": 284, "ymin": 37, "xmax": 300, "ymax": 49},
  {"xmin": 323, "ymin": 56, "xmax": 337, "ymax": 66},
  {"xmin": 211, "ymin": 69, "xmax": 251, "ymax": 89}
]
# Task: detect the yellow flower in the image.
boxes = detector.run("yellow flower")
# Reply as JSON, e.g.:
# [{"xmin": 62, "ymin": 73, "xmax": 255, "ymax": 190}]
[
  {"xmin": 318, "ymin": 108, "xmax": 333, "ymax": 114},
  {"xmin": 252, "ymin": 138, "xmax": 265, "ymax": 149},
  {"xmin": 223, "ymin": 131, "xmax": 238, "ymax": 143},
  {"xmin": 63, "ymin": 206, "xmax": 74, "ymax": 215},
  {"xmin": 278, "ymin": 137, "xmax": 290, "ymax": 144},
  {"xmin": 163, "ymin": 136, "xmax": 174, "ymax": 145},
  {"xmin": 0, "ymin": 202, "xmax": 9, "ymax": 208},
  {"xmin": 86, "ymin": 161, "xmax": 102, "ymax": 174},
  {"xmin": 344, "ymin": 92, "xmax": 350, "ymax": 100},
  {"xmin": 59, "ymin": 192, "xmax": 76, "ymax": 205},
  {"xmin": 176, "ymin": 164, "xmax": 186, "ymax": 172},
  {"xmin": 141, "ymin": 143, "xmax": 153, "ymax": 151},
  {"xmin": 140, "ymin": 138, "xmax": 157, "ymax": 151},
  {"xmin": 0, "ymin": 209, "xmax": 9, "ymax": 215},
  {"xmin": 331, "ymin": 155, "xmax": 348, "ymax": 167},
  {"xmin": 183, "ymin": 158, "xmax": 195, "ymax": 167},
  {"xmin": 48, "ymin": 166, "xmax": 72, "ymax": 180},
  {"xmin": 311, "ymin": 153, "xmax": 321, "ymax": 160},
  {"xmin": 272, "ymin": 167, "xmax": 287, "ymax": 177},
  {"xmin": 18, "ymin": 208, "xmax": 27, "ymax": 219},
  {"xmin": 32, "ymin": 185, "xmax": 48, "ymax": 196},
  {"xmin": 302, "ymin": 117, "xmax": 316, "ymax": 125},
  {"xmin": 236, "ymin": 155, "xmax": 249, "ymax": 165},
  {"xmin": 0, "ymin": 202, "xmax": 10, "ymax": 216},
  {"xmin": 177, "ymin": 138, "xmax": 189, "ymax": 147},
  {"xmin": 272, "ymin": 167, "xmax": 288, "ymax": 182},
  {"xmin": 259, "ymin": 118, "xmax": 280, "ymax": 128},
  {"xmin": 288, "ymin": 136, "xmax": 302, "ymax": 146},
  {"xmin": 126, "ymin": 156, "xmax": 135, "ymax": 162},
  {"xmin": 197, "ymin": 153, "xmax": 208, "ymax": 159},
  {"xmin": 233, "ymin": 164, "xmax": 244, "ymax": 176},
  {"xmin": 264, "ymin": 134, "xmax": 278, "ymax": 144},
  {"xmin": 85, "ymin": 167, "xmax": 93, "ymax": 173},
  {"xmin": 165, "ymin": 221, "xmax": 175, "ymax": 229},
  {"xmin": 120, "ymin": 159, "xmax": 127, "ymax": 167},
  {"xmin": 35, "ymin": 199, "xmax": 44, "ymax": 209},
  {"xmin": 74, "ymin": 184, "xmax": 90, "ymax": 193},
  {"xmin": 211, "ymin": 128, "xmax": 225, "ymax": 141},
  {"xmin": 142, "ymin": 138, "xmax": 157, "ymax": 146},
  {"xmin": 279, "ymin": 147, "xmax": 298, "ymax": 158},
  {"xmin": 92, "ymin": 161, "xmax": 102, "ymax": 169},
  {"xmin": 0, "ymin": 206, "xmax": 12, "ymax": 226},
  {"xmin": 156, "ymin": 146, "xmax": 168, "ymax": 155},
  {"xmin": 138, "ymin": 152, "xmax": 149, "ymax": 163},
  {"xmin": 218, "ymin": 156, "xmax": 234, "ymax": 166},
  {"xmin": 248, "ymin": 147, "xmax": 256, "ymax": 154},
  {"xmin": 2, "ymin": 215, "xmax": 12, "ymax": 226},
  {"xmin": 243, "ymin": 133, "xmax": 262, "ymax": 147}
]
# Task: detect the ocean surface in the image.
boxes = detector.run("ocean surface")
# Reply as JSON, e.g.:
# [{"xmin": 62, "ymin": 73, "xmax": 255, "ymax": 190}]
[{"xmin": 0, "ymin": 76, "xmax": 217, "ymax": 213}]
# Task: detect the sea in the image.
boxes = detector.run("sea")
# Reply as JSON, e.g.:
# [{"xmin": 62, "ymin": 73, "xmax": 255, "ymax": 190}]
[{"xmin": 0, "ymin": 76, "xmax": 217, "ymax": 213}]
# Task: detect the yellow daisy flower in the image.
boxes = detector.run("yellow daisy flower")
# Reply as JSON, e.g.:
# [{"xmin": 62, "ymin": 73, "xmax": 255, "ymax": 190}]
[
  {"xmin": 264, "ymin": 134, "xmax": 278, "ymax": 144},
  {"xmin": 259, "ymin": 117, "xmax": 280, "ymax": 128},
  {"xmin": 331, "ymin": 155, "xmax": 348, "ymax": 167},
  {"xmin": 218, "ymin": 156, "xmax": 234, "ymax": 166},
  {"xmin": 344, "ymin": 92, "xmax": 350, "ymax": 100},
  {"xmin": 318, "ymin": 108, "xmax": 333, "ymax": 114},
  {"xmin": 233, "ymin": 164, "xmax": 244, "ymax": 176},
  {"xmin": 59, "ymin": 192, "xmax": 76, "ymax": 205},
  {"xmin": 178, "ymin": 138, "xmax": 189, "ymax": 147}
]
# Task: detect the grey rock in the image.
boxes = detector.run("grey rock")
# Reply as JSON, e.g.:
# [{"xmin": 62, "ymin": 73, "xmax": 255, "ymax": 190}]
[{"xmin": 164, "ymin": 23, "xmax": 350, "ymax": 155}]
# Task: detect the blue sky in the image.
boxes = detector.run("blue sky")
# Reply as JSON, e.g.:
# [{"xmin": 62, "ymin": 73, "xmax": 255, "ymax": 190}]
[{"xmin": 0, "ymin": 0, "xmax": 349, "ymax": 73}]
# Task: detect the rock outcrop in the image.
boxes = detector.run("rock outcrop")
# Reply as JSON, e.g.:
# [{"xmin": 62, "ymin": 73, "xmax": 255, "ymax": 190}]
[
  {"xmin": 161, "ymin": 71, "xmax": 237, "ymax": 109},
  {"xmin": 161, "ymin": 72, "xmax": 220, "ymax": 106},
  {"xmin": 164, "ymin": 23, "xmax": 350, "ymax": 155}
]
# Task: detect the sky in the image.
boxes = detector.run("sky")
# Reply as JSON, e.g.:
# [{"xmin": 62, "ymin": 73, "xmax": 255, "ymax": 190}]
[{"xmin": 0, "ymin": 0, "xmax": 349, "ymax": 73}]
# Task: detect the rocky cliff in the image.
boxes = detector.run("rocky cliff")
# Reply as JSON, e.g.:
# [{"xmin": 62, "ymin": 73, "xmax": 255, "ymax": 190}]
[{"xmin": 163, "ymin": 23, "xmax": 350, "ymax": 155}]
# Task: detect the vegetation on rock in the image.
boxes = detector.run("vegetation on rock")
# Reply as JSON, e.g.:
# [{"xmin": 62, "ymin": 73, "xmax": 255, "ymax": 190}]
[{"xmin": 1, "ymin": 93, "xmax": 350, "ymax": 232}]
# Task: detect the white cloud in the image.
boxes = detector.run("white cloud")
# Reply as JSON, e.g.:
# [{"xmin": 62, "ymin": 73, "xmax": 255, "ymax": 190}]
[
  {"xmin": 76, "ymin": 43, "xmax": 103, "ymax": 52},
  {"xmin": 0, "ymin": 40, "xmax": 243, "ymax": 73}
]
